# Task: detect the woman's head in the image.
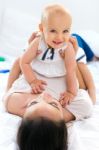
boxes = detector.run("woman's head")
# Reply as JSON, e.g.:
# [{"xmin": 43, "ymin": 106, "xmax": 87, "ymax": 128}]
[{"xmin": 17, "ymin": 117, "xmax": 68, "ymax": 150}]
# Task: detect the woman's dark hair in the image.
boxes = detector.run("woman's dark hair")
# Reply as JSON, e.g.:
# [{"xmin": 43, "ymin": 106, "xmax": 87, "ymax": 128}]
[{"xmin": 17, "ymin": 117, "xmax": 68, "ymax": 150}]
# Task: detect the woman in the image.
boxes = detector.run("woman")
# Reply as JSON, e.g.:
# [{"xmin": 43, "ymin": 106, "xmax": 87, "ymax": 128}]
[{"xmin": 3, "ymin": 32, "xmax": 94, "ymax": 150}]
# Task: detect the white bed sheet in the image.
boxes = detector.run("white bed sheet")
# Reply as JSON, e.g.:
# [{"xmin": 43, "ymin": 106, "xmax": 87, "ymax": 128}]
[{"xmin": 0, "ymin": 57, "xmax": 99, "ymax": 150}]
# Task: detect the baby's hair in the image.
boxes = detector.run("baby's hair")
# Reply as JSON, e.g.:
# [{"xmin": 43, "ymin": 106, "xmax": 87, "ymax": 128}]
[
  {"xmin": 17, "ymin": 117, "xmax": 68, "ymax": 150},
  {"xmin": 41, "ymin": 3, "xmax": 72, "ymax": 24}
]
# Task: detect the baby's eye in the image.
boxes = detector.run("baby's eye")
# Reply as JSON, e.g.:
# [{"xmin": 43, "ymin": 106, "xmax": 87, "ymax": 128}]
[
  {"xmin": 63, "ymin": 29, "xmax": 69, "ymax": 33},
  {"xmin": 50, "ymin": 29, "xmax": 56, "ymax": 33}
]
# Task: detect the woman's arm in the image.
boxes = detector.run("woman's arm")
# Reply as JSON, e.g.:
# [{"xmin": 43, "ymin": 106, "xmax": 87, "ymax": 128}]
[
  {"xmin": 78, "ymin": 63, "xmax": 96, "ymax": 104},
  {"xmin": 76, "ymin": 63, "xmax": 86, "ymax": 89},
  {"xmin": 6, "ymin": 58, "xmax": 21, "ymax": 91}
]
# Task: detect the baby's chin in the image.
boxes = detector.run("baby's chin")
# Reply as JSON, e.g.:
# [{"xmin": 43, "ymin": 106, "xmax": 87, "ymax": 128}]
[{"xmin": 52, "ymin": 42, "xmax": 67, "ymax": 50}]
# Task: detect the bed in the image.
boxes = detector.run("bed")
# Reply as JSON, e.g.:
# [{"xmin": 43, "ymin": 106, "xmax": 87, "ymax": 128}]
[
  {"xmin": 0, "ymin": 56, "xmax": 99, "ymax": 150},
  {"xmin": 0, "ymin": 8, "xmax": 99, "ymax": 150}
]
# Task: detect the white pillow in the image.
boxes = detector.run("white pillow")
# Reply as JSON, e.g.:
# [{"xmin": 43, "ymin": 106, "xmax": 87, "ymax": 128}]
[
  {"xmin": 0, "ymin": 4, "xmax": 5, "ymax": 34},
  {"xmin": 0, "ymin": 8, "xmax": 39, "ymax": 57},
  {"xmin": 77, "ymin": 30, "xmax": 99, "ymax": 57}
]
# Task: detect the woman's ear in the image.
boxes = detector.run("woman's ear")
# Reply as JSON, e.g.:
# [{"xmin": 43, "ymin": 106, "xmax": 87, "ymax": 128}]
[{"xmin": 39, "ymin": 24, "xmax": 43, "ymax": 32}]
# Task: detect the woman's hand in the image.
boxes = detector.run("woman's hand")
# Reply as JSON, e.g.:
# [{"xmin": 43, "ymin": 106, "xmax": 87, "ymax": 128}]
[
  {"xmin": 59, "ymin": 36, "xmax": 78, "ymax": 59},
  {"xmin": 69, "ymin": 36, "xmax": 78, "ymax": 54},
  {"xmin": 28, "ymin": 31, "xmax": 42, "ymax": 56},
  {"xmin": 28, "ymin": 31, "xmax": 41, "ymax": 44}
]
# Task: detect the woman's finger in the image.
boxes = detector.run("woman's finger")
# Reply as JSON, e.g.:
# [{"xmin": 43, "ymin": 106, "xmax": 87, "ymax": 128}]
[{"xmin": 59, "ymin": 50, "xmax": 65, "ymax": 58}]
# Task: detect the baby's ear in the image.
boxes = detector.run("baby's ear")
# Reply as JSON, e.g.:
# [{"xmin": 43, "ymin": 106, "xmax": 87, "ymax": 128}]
[{"xmin": 39, "ymin": 24, "xmax": 43, "ymax": 32}]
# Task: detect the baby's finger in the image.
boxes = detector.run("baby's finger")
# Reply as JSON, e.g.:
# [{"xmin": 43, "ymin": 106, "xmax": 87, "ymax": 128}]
[
  {"xmin": 59, "ymin": 99, "xmax": 66, "ymax": 106},
  {"xmin": 59, "ymin": 50, "xmax": 65, "ymax": 59},
  {"xmin": 68, "ymin": 98, "xmax": 72, "ymax": 105},
  {"xmin": 41, "ymin": 80, "xmax": 47, "ymax": 85},
  {"xmin": 36, "ymin": 84, "xmax": 44, "ymax": 93},
  {"xmin": 60, "ymin": 92, "xmax": 65, "ymax": 99},
  {"xmin": 37, "ymin": 50, "xmax": 42, "ymax": 55},
  {"xmin": 36, "ymin": 86, "xmax": 43, "ymax": 93},
  {"xmin": 39, "ymin": 84, "xmax": 45, "ymax": 90},
  {"xmin": 59, "ymin": 99, "xmax": 64, "ymax": 106},
  {"xmin": 62, "ymin": 100, "xmax": 67, "ymax": 107},
  {"xmin": 59, "ymin": 96, "xmax": 64, "ymax": 101},
  {"xmin": 32, "ymin": 87, "xmax": 38, "ymax": 94}
]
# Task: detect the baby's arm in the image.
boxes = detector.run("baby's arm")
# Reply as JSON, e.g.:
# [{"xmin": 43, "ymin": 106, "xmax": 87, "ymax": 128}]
[
  {"xmin": 60, "ymin": 43, "xmax": 78, "ymax": 106},
  {"xmin": 20, "ymin": 37, "xmax": 47, "ymax": 94},
  {"xmin": 65, "ymin": 43, "xmax": 78, "ymax": 94},
  {"xmin": 78, "ymin": 63, "xmax": 96, "ymax": 104}
]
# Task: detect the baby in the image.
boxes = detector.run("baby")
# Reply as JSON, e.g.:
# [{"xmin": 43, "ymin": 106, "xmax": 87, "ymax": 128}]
[{"xmin": 20, "ymin": 4, "xmax": 78, "ymax": 107}]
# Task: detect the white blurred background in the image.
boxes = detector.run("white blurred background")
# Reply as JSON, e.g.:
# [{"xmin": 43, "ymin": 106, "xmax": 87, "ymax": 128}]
[
  {"xmin": 0, "ymin": 0, "xmax": 99, "ymax": 56},
  {"xmin": 0, "ymin": 0, "xmax": 99, "ymax": 32}
]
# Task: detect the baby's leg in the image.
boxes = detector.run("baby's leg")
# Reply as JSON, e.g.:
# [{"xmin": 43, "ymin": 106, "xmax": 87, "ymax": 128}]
[{"xmin": 6, "ymin": 58, "xmax": 21, "ymax": 91}]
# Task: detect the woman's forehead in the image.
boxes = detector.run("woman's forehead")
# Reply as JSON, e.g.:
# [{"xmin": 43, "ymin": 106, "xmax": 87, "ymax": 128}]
[{"xmin": 24, "ymin": 104, "xmax": 63, "ymax": 121}]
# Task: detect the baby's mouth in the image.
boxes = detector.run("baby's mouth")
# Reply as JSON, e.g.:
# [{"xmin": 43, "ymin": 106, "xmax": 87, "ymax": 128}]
[{"xmin": 53, "ymin": 41, "xmax": 63, "ymax": 45}]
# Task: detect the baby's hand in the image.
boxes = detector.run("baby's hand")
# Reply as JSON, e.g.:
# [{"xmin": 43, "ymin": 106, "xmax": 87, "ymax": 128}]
[
  {"xmin": 30, "ymin": 79, "xmax": 47, "ymax": 94},
  {"xmin": 59, "ymin": 91, "xmax": 75, "ymax": 107}
]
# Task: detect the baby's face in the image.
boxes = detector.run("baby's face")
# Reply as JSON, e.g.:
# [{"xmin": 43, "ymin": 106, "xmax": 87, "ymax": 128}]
[{"xmin": 40, "ymin": 13, "xmax": 72, "ymax": 49}]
